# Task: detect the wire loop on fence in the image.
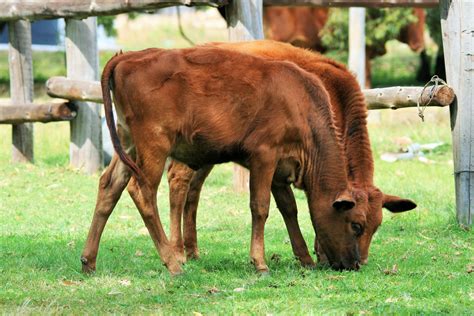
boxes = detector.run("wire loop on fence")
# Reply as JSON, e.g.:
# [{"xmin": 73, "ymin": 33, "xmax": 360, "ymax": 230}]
[
  {"xmin": 417, "ymin": 75, "xmax": 449, "ymax": 122},
  {"xmin": 176, "ymin": 6, "xmax": 195, "ymax": 46}
]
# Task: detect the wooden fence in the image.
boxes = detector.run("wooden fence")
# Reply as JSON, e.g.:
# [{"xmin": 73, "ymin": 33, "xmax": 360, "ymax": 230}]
[{"xmin": 0, "ymin": 0, "xmax": 471, "ymax": 227}]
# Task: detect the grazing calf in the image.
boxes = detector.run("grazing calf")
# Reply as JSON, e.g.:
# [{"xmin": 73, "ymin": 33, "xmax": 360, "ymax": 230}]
[
  {"xmin": 81, "ymin": 46, "xmax": 365, "ymax": 275},
  {"xmin": 167, "ymin": 41, "xmax": 416, "ymax": 268}
]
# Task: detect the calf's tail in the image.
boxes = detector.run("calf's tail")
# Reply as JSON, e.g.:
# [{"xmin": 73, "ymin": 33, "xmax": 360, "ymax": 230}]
[{"xmin": 101, "ymin": 53, "xmax": 142, "ymax": 180}]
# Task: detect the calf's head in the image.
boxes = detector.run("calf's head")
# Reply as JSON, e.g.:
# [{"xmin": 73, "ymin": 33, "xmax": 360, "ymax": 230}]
[
  {"xmin": 311, "ymin": 189, "xmax": 366, "ymax": 271},
  {"xmin": 315, "ymin": 188, "xmax": 416, "ymax": 267}
]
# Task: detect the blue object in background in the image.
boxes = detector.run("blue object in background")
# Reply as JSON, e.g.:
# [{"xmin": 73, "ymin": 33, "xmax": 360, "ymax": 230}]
[{"xmin": 0, "ymin": 20, "xmax": 59, "ymax": 46}]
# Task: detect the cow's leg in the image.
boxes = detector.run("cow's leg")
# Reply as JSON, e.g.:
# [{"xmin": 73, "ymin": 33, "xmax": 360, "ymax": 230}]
[
  {"xmin": 365, "ymin": 56, "xmax": 372, "ymax": 89},
  {"xmin": 314, "ymin": 238, "xmax": 329, "ymax": 266},
  {"xmin": 81, "ymin": 154, "xmax": 132, "ymax": 273},
  {"xmin": 127, "ymin": 153, "xmax": 182, "ymax": 275},
  {"xmin": 248, "ymin": 153, "xmax": 277, "ymax": 273},
  {"xmin": 183, "ymin": 165, "xmax": 213, "ymax": 260},
  {"xmin": 416, "ymin": 49, "xmax": 432, "ymax": 82},
  {"xmin": 167, "ymin": 160, "xmax": 194, "ymax": 264},
  {"xmin": 271, "ymin": 184, "xmax": 315, "ymax": 268}
]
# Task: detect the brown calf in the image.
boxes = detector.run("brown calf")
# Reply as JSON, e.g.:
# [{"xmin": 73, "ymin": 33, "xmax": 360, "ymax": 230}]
[
  {"xmin": 81, "ymin": 46, "xmax": 365, "ymax": 275},
  {"xmin": 167, "ymin": 41, "xmax": 416, "ymax": 268}
]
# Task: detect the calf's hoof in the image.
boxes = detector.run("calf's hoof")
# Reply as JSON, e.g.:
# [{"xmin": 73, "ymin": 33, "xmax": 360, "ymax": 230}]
[
  {"xmin": 172, "ymin": 248, "xmax": 187, "ymax": 265},
  {"xmin": 257, "ymin": 267, "xmax": 270, "ymax": 277},
  {"xmin": 253, "ymin": 262, "xmax": 269, "ymax": 275},
  {"xmin": 80, "ymin": 256, "xmax": 96, "ymax": 274},
  {"xmin": 186, "ymin": 249, "xmax": 200, "ymax": 261},
  {"xmin": 297, "ymin": 255, "xmax": 316, "ymax": 269},
  {"xmin": 301, "ymin": 260, "xmax": 317, "ymax": 270},
  {"xmin": 166, "ymin": 261, "xmax": 184, "ymax": 276},
  {"xmin": 251, "ymin": 257, "xmax": 269, "ymax": 274}
]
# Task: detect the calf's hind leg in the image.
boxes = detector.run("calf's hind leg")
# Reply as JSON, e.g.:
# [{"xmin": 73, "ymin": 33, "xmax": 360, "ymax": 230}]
[
  {"xmin": 167, "ymin": 161, "xmax": 194, "ymax": 264},
  {"xmin": 128, "ymin": 150, "xmax": 182, "ymax": 275},
  {"xmin": 81, "ymin": 154, "xmax": 132, "ymax": 273},
  {"xmin": 183, "ymin": 165, "xmax": 213, "ymax": 259},
  {"xmin": 168, "ymin": 162, "xmax": 213, "ymax": 263}
]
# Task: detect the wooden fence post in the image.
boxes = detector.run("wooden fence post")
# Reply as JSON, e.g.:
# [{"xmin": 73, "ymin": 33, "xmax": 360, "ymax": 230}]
[
  {"xmin": 440, "ymin": 0, "xmax": 474, "ymax": 227},
  {"xmin": 348, "ymin": 7, "xmax": 366, "ymax": 88},
  {"xmin": 65, "ymin": 17, "xmax": 102, "ymax": 174},
  {"xmin": 348, "ymin": 7, "xmax": 380, "ymax": 122},
  {"xmin": 227, "ymin": 0, "xmax": 264, "ymax": 192},
  {"xmin": 8, "ymin": 20, "xmax": 34, "ymax": 163}
]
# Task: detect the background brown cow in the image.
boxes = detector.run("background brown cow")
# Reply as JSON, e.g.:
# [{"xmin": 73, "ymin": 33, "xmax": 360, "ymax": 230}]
[{"xmin": 219, "ymin": 6, "xmax": 441, "ymax": 87}]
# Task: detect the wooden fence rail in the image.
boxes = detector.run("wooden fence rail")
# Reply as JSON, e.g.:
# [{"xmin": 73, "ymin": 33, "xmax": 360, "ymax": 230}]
[
  {"xmin": 0, "ymin": 0, "xmax": 438, "ymax": 22},
  {"xmin": 263, "ymin": 0, "xmax": 438, "ymax": 7},
  {"xmin": 0, "ymin": 102, "xmax": 76, "ymax": 124},
  {"xmin": 0, "ymin": 0, "xmax": 227, "ymax": 21},
  {"xmin": 46, "ymin": 76, "xmax": 455, "ymax": 110}
]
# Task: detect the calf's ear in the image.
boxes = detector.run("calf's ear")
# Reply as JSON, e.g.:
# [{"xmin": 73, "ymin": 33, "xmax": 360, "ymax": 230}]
[
  {"xmin": 383, "ymin": 194, "xmax": 417, "ymax": 213},
  {"xmin": 333, "ymin": 191, "xmax": 355, "ymax": 211}
]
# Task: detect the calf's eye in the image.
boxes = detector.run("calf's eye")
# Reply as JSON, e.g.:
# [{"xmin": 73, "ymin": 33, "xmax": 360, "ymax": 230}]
[{"xmin": 351, "ymin": 223, "xmax": 364, "ymax": 237}]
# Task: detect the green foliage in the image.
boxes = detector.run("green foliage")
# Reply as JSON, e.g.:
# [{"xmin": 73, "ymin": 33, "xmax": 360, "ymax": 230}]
[
  {"xmin": 98, "ymin": 16, "xmax": 117, "ymax": 37},
  {"xmin": 98, "ymin": 13, "xmax": 138, "ymax": 37},
  {"xmin": 426, "ymin": 7, "xmax": 442, "ymax": 47},
  {"xmin": 321, "ymin": 8, "xmax": 417, "ymax": 54}
]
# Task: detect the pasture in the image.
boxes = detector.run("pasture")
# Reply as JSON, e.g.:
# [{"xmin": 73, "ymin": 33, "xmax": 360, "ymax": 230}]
[
  {"xmin": 1, "ymin": 113, "xmax": 473, "ymax": 314},
  {"xmin": 0, "ymin": 10, "xmax": 473, "ymax": 314}
]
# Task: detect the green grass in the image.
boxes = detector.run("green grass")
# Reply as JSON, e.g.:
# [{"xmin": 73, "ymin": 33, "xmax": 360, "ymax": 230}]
[{"xmin": 0, "ymin": 116, "xmax": 473, "ymax": 314}]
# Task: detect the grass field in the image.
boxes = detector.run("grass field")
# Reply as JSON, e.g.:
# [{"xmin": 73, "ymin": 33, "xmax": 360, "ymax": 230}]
[
  {"xmin": 1, "ymin": 11, "xmax": 473, "ymax": 315},
  {"xmin": 1, "ymin": 113, "xmax": 473, "ymax": 314}
]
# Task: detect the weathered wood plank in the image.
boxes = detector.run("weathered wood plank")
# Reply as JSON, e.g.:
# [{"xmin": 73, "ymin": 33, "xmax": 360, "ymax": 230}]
[
  {"xmin": 348, "ymin": 7, "xmax": 366, "ymax": 88},
  {"xmin": 0, "ymin": 0, "xmax": 227, "ymax": 21},
  {"xmin": 263, "ymin": 0, "xmax": 438, "ymax": 7},
  {"xmin": 227, "ymin": 0, "xmax": 264, "ymax": 41},
  {"xmin": 66, "ymin": 17, "xmax": 102, "ymax": 174},
  {"xmin": 46, "ymin": 77, "xmax": 103, "ymax": 103},
  {"xmin": 46, "ymin": 77, "xmax": 455, "ymax": 110},
  {"xmin": 0, "ymin": 0, "xmax": 439, "ymax": 20},
  {"xmin": 0, "ymin": 102, "xmax": 77, "ymax": 124},
  {"xmin": 441, "ymin": 0, "xmax": 474, "ymax": 227},
  {"xmin": 8, "ymin": 20, "xmax": 34, "ymax": 163},
  {"xmin": 228, "ymin": 0, "xmax": 264, "ymax": 192},
  {"xmin": 363, "ymin": 85, "xmax": 454, "ymax": 110}
]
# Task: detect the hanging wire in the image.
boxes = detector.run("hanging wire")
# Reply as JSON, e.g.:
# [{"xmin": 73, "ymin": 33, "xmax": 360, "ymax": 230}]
[
  {"xmin": 417, "ymin": 75, "xmax": 449, "ymax": 122},
  {"xmin": 176, "ymin": 6, "xmax": 195, "ymax": 47}
]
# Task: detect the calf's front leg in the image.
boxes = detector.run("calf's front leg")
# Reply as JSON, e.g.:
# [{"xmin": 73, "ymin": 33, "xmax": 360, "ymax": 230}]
[
  {"xmin": 271, "ymin": 184, "xmax": 315, "ymax": 268},
  {"xmin": 248, "ymin": 152, "xmax": 277, "ymax": 273}
]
